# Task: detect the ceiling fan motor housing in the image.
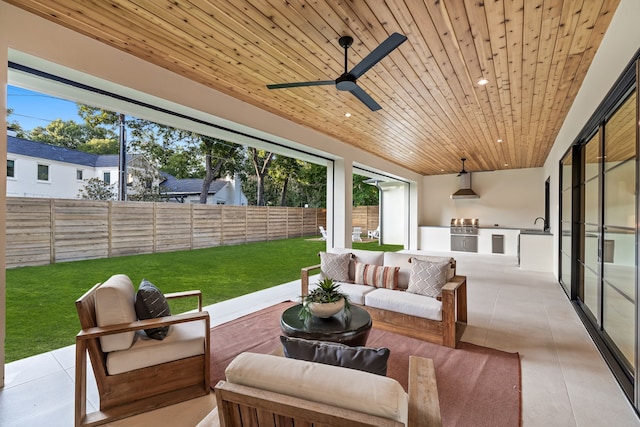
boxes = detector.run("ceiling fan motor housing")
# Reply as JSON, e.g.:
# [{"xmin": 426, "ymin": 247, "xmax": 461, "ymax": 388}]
[{"xmin": 336, "ymin": 74, "xmax": 357, "ymax": 91}]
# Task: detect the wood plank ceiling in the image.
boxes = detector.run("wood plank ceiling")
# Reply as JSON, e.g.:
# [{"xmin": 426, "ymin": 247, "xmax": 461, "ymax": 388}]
[{"xmin": 5, "ymin": 0, "xmax": 620, "ymax": 175}]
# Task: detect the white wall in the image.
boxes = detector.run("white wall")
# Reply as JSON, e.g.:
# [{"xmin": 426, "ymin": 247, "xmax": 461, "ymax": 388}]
[
  {"xmin": 6, "ymin": 154, "xmax": 108, "ymax": 199},
  {"xmin": 421, "ymin": 167, "xmax": 545, "ymax": 228},
  {"xmin": 379, "ymin": 181, "xmax": 406, "ymax": 245}
]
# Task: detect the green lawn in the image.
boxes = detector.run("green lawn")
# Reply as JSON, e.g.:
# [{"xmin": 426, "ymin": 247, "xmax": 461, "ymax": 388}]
[{"xmin": 6, "ymin": 237, "xmax": 401, "ymax": 362}]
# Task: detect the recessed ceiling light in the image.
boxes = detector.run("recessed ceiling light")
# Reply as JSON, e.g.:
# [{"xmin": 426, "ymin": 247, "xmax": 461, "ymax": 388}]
[
  {"xmin": 497, "ymin": 139, "xmax": 503, "ymax": 143},
  {"xmin": 477, "ymin": 78, "xmax": 489, "ymax": 85},
  {"xmin": 344, "ymin": 112, "xmax": 352, "ymax": 118}
]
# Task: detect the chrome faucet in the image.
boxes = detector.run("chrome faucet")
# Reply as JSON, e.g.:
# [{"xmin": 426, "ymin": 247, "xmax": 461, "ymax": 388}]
[{"xmin": 534, "ymin": 217, "xmax": 547, "ymax": 230}]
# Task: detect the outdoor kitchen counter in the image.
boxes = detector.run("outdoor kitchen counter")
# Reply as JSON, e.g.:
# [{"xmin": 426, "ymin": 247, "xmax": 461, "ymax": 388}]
[
  {"xmin": 419, "ymin": 226, "xmax": 520, "ymax": 256},
  {"xmin": 519, "ymin": 232, "xmax": 553, "ymax": 272}
]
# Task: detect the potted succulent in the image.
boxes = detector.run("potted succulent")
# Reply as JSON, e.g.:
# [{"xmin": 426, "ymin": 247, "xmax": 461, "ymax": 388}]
[{"xmin": 300, "ymin": 278, "xmax": 351, "ymax": 320}]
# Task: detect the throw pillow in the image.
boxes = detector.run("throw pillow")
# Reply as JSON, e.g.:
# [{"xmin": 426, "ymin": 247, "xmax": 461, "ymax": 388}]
[
  {"xmin": 319, "ymin": 252, "xmax": 351, "ymax": 282},
  {"xmin": 410, "ymin": 255, "xmax": 455, "ymax": 280},
  {"xmin": 280, "ymin": 335, "xmax": 390, "ymax": 376},
  {"xmin": 354, "ymin": 262, "xmax": 400, "ymax": 290},
  {"xmin": 135, "ymin": 279, "xmax": 171, "ymax": 340},
  {"xmin": 406, "ymin": 258, "xmax": 450, "ymax": 298}
]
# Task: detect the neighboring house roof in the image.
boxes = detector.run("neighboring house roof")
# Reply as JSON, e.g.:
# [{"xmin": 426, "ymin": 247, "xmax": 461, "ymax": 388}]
[
  {"xmin": 159, "ymin": 172, "xmax": 227, "ymax": 195},
  {"xmin": 8, "ymin": 136, "xmax": 137, "ymax": 168},
  {"xmin": 8, "ymin": 135, "xmax": 101, "ymax": 166}
]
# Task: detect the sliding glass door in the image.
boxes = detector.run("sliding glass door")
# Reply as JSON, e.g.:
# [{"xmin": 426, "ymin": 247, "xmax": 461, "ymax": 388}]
[
  {"xmin": 579, "ymin": 131, "xmax": 601, "ymax": 323},
  {"xmin": 602, "ymin": 92, "xmax": 636, "ymax": 370},
  {"xmin": 570, "ymin": 89, "xmax": 637, "ymax": 382},
  {"xmin": 559, "ymin": 153, "xmax": 572, "ymax": 294}
]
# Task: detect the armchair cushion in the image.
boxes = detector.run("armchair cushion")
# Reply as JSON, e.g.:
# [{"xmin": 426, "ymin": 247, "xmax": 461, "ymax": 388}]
[
  {"xmin": 94, "ymin": 274, "xmax": 137, "ymax": 352},
  {"xmin": 225, "ymin": 352, "xmax": 408, "ymax": 424},
  {"xmin": 135, "ymin": 279, "xmax": 171, "ymax": 340},
  {"xmin": 280, "ymin": 335, "xmax": 390, "ymax": 376},
  {"xmin": 106, "ymin": 319, "xmax": 207, "ymax": 375}
]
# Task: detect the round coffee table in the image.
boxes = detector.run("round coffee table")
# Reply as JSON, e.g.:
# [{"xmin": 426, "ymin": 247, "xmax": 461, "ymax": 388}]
[{"xmin": 280, "ymin": 304, "xmax": 372, "ymax": 347}]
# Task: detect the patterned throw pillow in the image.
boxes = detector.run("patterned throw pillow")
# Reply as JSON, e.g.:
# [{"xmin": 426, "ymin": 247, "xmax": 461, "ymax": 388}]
[
  {"xmin": 406, "ymin": 258, "xmax": 450, "ymax": 298},
  {"xmin": 135, "ymin": 279, "xmax": 171, "ymax": 340},
  {"xmin": 411, "ymin": 256, "xmax": 455, "ymax": 280},
  {"xmin": 319, "ymin": 252, "xmax": 351, "ymax": 282},
  {"xmin": 354, "ymin": 262, "xmax": 400, "ymax": 290}
]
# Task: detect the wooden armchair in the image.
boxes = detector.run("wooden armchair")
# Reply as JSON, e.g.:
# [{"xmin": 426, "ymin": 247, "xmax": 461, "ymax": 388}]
[
  {"xmin": 209, "ymin": 354, "xmax": 441, "ymax": 427},
  {"xmin": 75, "ymin": 277, "xmax": 211, "ymax": 427}
]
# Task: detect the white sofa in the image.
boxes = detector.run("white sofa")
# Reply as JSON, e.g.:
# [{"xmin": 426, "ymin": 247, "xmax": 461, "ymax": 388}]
[
  {"xmin": 204, "ymin": 351, "xmax": 442, "ymax": 427},
  {"xmin": 301, "ymin": 249, "xmax": 467, "ymax": 348}
]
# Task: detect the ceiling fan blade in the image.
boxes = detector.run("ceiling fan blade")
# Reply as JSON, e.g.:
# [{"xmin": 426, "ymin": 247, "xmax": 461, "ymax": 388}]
[
  {"xmin": 350, "ymin": 85, "xmax": 382, "ymax": 111},
  {"xmin": 349, "ymin": 32, "xmax": 407, "ymax": 79},
  {"xmin": 267, "ymin": 80, "xmax": 334, "ymax": 89}
]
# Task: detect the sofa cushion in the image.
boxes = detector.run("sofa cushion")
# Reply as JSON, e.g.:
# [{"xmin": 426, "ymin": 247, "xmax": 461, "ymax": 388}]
[
  {"xmin": 94, "ymin": 274, "xmax": 137, "ymax": 352},
  {"xmin": 330, "ymin": 248, "xmax": 384, "ymax": 281},
  {"xmin": 280, "ymin": 336, "xmax": 390, "ymax": 376},
  {"xmin": 319, "ymin": 251, "xmax": 351, "ymax": 282},
  {"xmin": 309, "ymin": 281, "xmax": 375, "ymax": 305},
  {"xmin": 135, "ymin": 279, "xmax": 171, "ymax": 340},
  {"xmin": 407, "ymin": 258, "xmax": 450, "ymax": 298},
  {"xmin": 365, "ymin": 288, "xmax": 442, "ymax": 321},
  {"xmin": 106, "ymin": 319, "xmax": 206, "ymax": 375},
  {"xmin": 225, "ymin": 352, "xmax": 408, "ymax": 424},
  {"xmin": 354, "ymin": 262, "xmax": 400, "ymax": 290}
]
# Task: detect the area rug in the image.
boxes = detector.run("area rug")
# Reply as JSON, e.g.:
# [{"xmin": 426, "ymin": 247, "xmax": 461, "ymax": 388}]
[{"xmin": 209, "ymin": 302, "xmax": 521, "ymax": 427}]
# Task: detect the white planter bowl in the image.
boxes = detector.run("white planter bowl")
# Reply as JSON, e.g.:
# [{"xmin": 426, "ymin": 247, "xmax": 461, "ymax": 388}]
[{"xmin": 307, "ymin": 299, "xmax": 345, "ymax": 318}]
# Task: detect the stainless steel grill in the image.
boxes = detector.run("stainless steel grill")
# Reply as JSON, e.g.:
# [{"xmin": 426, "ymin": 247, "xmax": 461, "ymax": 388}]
[{"xmin": 450, "ymin": 218, "xmax": 479, "ymax": 235}]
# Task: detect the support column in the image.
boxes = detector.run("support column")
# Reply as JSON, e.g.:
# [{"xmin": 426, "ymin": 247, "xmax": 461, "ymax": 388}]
[
  {"xmin": 1, "ymin": 41, "xmax": 8, "ymax": 386},
  {"xmin": 326, "ymin": 158, "xmax": 353, "ymax": 249}
]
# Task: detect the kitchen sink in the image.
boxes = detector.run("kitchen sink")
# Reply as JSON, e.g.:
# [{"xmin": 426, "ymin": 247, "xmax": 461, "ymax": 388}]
[{"xmin": 520, "ymin": 228, "xmax": 550, "ymax": 235}]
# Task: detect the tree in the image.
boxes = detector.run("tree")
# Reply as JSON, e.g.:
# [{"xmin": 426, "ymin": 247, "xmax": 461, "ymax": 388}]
[
  {"xmin": 78, "ymin": 177, "xmax": 116, "ymax": 200},
  {"xmin": 353, "ymin": 174, "xmax": 379, "ymax": 206},
  {"xmin": 78, "ymin": 105, "xmax": 242, "ymax": 204},
  {"xmin": 6, "ymin": 108, "xmax": 27, "ymax": 137},
  {"xmin": 29, "ymin": 119, "xmax": 116, "ymax": 149},
  {"xmin": 78, "ymin": 138, "xmax": 119, "ymax": 154},
  {"xmin": 294, "ymin": 162, "xmax": 327, "ymax": 207},
  {"xmin": 270, "ymin": 156, "xmax": 302, "ymax": 206},
  {"xmin": 248, "ymin": 148, "xmax": 273, "ymax": 206},
  {"xmin": 199, "ymin": 136, "xmax": 241, "ymax": 204},
  {"xmin": 127, "ymin": 168, "xmax": 164, "ymax": 202}
]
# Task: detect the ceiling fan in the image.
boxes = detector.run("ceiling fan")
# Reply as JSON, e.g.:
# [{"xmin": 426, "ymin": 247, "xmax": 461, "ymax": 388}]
[{"xmin": 266, "ymin": 32, "xmax": 407, "ymax": 111}]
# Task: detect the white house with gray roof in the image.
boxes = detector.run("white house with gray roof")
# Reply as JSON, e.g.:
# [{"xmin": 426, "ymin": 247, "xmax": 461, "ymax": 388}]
[
  {"xmin": 7, "ymin": 133, "xmax": 247, "ymax": 204},
  {"xmin": 6, "ymin": 134, "xmax": 129, "ymax": 199},
  {"xmin": 160, "ymin": 172, "xmax": 247, "ymax": 205}
]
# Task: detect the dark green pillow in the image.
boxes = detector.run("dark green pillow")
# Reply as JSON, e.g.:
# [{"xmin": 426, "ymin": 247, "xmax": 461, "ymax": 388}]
[
  {"xmin": 280, "ymin": 336, "xmax": 390, "ymax": 376},
  {"xmin": 135, "ymin": 279, "xmax": 171, "ymax": 340}
]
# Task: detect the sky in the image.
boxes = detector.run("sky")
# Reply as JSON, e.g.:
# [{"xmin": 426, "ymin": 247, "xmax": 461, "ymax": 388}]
[{"xmin": 7, "ymin": 85, "xmax": 84, "ymax": 132}]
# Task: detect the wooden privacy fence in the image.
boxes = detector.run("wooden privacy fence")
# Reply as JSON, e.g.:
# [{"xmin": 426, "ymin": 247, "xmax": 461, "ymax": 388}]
[
  {"xmin": 6, "ymin": 197, "xmax": 378, "ymax": 268},
  {"xmin": 6, "ymin": 198, "xmax": 324, "ymax": 268}
]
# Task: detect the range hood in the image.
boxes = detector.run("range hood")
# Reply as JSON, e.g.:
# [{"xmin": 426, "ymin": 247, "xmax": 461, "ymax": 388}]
[{"xmin": 450, "ymin": 158, "xmax": 479, "ymax": 199}]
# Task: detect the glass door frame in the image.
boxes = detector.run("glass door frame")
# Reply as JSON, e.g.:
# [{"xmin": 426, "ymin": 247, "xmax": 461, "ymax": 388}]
[{"xmin": 558, "ymin": 53, "xmax": 639, "ymax": 406}]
